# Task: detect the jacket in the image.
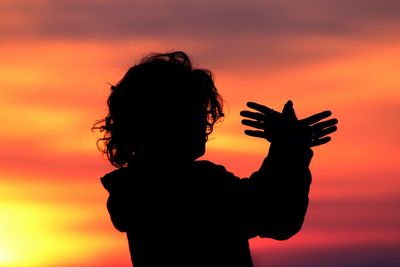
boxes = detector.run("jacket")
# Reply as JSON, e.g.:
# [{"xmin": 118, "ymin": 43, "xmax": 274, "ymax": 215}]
[{"xmin": 101, "ymin": 143, "xmax": 313, "ymax": 267}]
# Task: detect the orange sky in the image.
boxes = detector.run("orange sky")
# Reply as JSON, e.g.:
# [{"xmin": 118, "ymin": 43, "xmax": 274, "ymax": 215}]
[{"xmin": 1, "ymin": 1, "xmax": 400, "ymax": 266}]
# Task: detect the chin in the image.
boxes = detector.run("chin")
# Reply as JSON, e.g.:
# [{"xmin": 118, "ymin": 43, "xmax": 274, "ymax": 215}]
[{"xmin": 191, "ymin": 145, "xmax": 206, "ymax": 160}]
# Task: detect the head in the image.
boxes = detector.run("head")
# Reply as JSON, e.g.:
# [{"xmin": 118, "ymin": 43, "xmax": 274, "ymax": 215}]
[{"xmin": 93, "ymin": 51, "xmax": 224, "ymax": 167}]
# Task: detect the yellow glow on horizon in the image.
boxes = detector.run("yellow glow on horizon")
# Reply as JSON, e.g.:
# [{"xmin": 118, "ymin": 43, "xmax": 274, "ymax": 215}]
[
  {"xmin": 0, "ymin": 201, "xmax": 85, "ymax": 266},
  {"xmin": 0, "ymin": 180, "xmax": 126, "ymax": 267}
]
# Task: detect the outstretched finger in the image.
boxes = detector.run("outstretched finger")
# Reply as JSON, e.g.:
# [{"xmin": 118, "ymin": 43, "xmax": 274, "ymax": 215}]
[
  {"xmin": 247, "ymin": 102, "xmax": 280, "ymax": 117},
  {"xmin": 244, "ymin": 130, "xmax": 266, "ymax": 139},
  {"xmin": 241, "ymin": 119, "xmax": 264, "ymax": 130},
  {"xmin": 310, "ymin": 136, "xmax": 331, "ymax": 147},
  {"xmin": 310, "ymin": 118, "xmax": 338, "ymax": 131},
  {"xmin": 300, "ymin": 111, "xmax": 332, "ymax": 126},
  {"xmin": 313, "ymin": 126, "xmax": 337, "ymax": 139},
  {"xmin": 240, "ymin": 110, "xmax": 265, "ymax": 121}
]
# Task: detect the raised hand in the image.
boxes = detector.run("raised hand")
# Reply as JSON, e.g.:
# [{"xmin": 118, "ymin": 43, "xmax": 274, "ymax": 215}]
[
  {"xmin": 298, "ymin": 109, "xmax": 338, "ymax": 147},
  {"xmin": 240, "ymin": 101, "xmax": 338, "ymax": 147}
]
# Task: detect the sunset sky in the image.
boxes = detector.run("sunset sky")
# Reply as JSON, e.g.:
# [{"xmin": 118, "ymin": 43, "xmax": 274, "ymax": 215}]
[{"xmin": 1, "ymin": 1, "xmax": 399, "ymax": 266}]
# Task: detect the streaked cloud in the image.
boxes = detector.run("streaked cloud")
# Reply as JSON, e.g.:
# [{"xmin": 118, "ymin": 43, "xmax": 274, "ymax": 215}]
[
  {"xmin": 2, "ymin": 0, "xmax": 400, "ymax": 40},
  {"xmin": 1, "ymin": 0, "xmax": 400, "ymax": 69}
]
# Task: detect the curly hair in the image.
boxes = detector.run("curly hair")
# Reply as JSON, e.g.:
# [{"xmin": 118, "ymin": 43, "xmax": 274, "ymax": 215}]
[{"xmin": 93, "ymin": 51, "xmax": 224, "ymax": 168}]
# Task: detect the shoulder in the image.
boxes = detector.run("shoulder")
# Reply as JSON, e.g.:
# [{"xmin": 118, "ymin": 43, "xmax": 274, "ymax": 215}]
[
  {"xmin": 193, "ymin": 160, "xmax": 226, "ymax": 172},
  {"xmin": 192, "ymin": 160, "xmax": 239, "ymax": 181},
  {"xmin": 100, "ymin": 167, "xmax": 131, "ymax": 193}
]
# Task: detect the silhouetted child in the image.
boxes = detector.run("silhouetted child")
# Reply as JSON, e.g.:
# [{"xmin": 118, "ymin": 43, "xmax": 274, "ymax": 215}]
[{"xmin": 94, "ymin": 51, "xmax": 338, "ymax": 267}]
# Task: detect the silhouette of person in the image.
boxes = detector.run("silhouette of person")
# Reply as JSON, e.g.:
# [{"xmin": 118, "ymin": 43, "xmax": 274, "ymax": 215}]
[{"xmin": 94, "ymin": 51, "xmax": 338, "ymax": 267}]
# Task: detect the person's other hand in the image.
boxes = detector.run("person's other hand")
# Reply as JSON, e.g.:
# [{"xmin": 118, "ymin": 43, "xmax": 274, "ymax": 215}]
[{"xmin": 240, "ymin": 101, "xmax": 338, "ymax": 147}]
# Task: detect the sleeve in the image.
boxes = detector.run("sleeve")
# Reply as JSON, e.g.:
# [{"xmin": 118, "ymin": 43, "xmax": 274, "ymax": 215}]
[
  {"xmin": 248, "ymin": 143, "xmax": 313, "ymax": 240},
  {"xmin": 215, "ymin": 143, "xmax": 313, "ymax": 241}
]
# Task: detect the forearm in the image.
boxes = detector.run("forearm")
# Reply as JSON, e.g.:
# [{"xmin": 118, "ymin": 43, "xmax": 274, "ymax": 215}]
[{"xmin": 252, "ymin": 143, "xmax": 313, "ymax": 240}]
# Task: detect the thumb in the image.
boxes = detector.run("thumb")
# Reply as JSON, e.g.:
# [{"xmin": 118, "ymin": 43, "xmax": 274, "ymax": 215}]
[{"xmin": 282, "ymin": 100, "xmax": 297, "ymax": 122}]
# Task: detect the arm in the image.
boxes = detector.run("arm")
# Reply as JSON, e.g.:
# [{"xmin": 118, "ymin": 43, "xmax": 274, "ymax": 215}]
[
  {"xmin": 239, "ymin": 100, "xmax": 337, "ymax": 240},
  {"xmin": 247, "ymin": 142, "xmax": 313, "ymax": 240}
]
